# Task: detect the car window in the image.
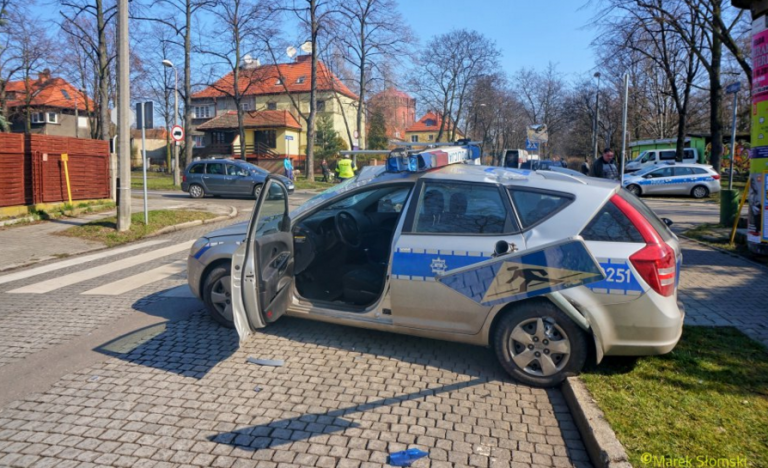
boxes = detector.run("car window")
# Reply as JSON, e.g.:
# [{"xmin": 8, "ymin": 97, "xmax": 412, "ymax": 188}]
[
  {"xmin": 255, "ymin": 183, "xmax": 287, "ymax": 236},
  {"xmin": 640, "ymin": 152, "xmax": 653, "ymax": 163},
  {"xmin": 377, "ymin": 188, "xmax": 410, "ymax": 213},
  {"xmin": 617, "ymin": 190, "xmax": 675, "ymax": 243},
  {"xmin": 188, "ymin": 164, "xmax": 204, "ymax": 174},
  {"xmin": 207, "ymin": 163, "xmax": 225, "ymax": 175},
  {"xmin": 692, "ymin": 167, "xmax": 709, "ymax": 175},
  {"xmin": 581, "ymin": 201, "xmax": 644, "ymax": 243},
  {"xmin": 508, "ymin": 189, "xmax": 572, "ymax": 229},
  {"xmin": 413, "ymin": 182, "xmax": 510, "ymax": 234},
  {"xmin": 674, "ymin": 167, "xmax": 693, "ymax": 176},
  {"xmin": 660, "ymin": 150, "xmax": 676, "ymax": 161},
  {"xmin": 226, "ymin": 164, "xmax": 239, "ymax": 176},
  {"xmin": 648, "ymin": 167, "xmax": 673, "ymax": 178}
]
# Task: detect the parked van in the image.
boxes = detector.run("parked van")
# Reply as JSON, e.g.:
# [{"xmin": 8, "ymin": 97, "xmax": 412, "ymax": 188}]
[{"xmin": 625, "ymin": 148, "xmax": 699, "ymax": 173}]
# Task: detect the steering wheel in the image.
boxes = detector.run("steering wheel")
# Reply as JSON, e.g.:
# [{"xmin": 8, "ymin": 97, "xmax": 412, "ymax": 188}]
[{"xmin": 335, "ymin": 210, "xmax": 362, "ymax": 248}]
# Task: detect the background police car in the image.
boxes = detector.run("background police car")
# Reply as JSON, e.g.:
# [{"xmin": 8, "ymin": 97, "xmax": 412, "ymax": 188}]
[{"xmin": 623, "ymin": 163, "xmax": 721, "ymax": 199}]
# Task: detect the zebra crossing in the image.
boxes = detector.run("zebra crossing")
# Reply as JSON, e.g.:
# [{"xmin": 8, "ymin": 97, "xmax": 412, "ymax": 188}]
[{"xmin": 0, "ymin": 240, "xmax": 199, "ymax": 299}]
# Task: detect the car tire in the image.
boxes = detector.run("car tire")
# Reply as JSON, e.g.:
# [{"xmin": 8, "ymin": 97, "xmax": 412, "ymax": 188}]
[
  {"xmin": 691, "ymin": 185, "xmax": 709, "ymax": 199},
  {"xmin": 203, "ymin": 264, "xmax": 235, "ymax": 328},
  {"xmin": 253, "ymin": 184, "xmax": 263, "ymax": 199},
  {"xmin": 189, "ymin": 183, "xmax": 205, "ymax": 199},
  {"xmin": 493, "ymin": 300, "xmax": 588, "ymax": 388},
  {"xmin": 627, "ymin": 184, "xmax": 642, "ymax": 196}
]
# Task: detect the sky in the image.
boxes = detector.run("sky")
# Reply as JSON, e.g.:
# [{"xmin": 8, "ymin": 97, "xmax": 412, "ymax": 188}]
[{"xmin": 396, "ymin": 0, "xmax": 600, "ymax": 81}]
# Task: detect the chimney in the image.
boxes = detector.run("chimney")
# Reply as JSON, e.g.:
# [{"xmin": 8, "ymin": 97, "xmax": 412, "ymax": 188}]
[
  {"xmin": 296, "ymin": 55, "xmax": 311, "ymax": 62},
  {"xmin": 37, "ymin": 69, "xmax": 51, "ymax": 83}
]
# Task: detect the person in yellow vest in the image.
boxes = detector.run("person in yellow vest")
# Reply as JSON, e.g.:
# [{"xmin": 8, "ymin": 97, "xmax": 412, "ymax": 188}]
[{"xmin": 335, "ymin": 154, "xmax": 356, "ymax": 182}]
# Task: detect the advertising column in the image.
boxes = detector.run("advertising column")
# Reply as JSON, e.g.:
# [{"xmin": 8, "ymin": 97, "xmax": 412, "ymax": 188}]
[{"xmin": 749, "ymin": 14, "xmax": 768, "ymax": 254}]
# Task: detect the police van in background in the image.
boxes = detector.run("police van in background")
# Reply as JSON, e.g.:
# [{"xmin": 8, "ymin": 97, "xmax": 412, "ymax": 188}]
[{"xmin": 624, "ymin": 148, "xmax": 700, "ymax": 173}]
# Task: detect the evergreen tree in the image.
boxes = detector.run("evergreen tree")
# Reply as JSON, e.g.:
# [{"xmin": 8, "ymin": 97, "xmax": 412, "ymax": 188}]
[
  {"xmin": 367, "ymin": 109, "xmax": 388, "ymax": 150},
  {"xmin": 315, "ymin": 114, "xmax": 347, "ymax": 162}
]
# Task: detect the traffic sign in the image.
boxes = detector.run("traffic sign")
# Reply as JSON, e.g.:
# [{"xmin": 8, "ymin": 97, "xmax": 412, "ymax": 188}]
[
  {"xmin": 726, "ymin": 82, "xmax": 741, "ymax": 94},
  {"xmin": 285, "ymin": 135, "xmax": 294, "ymax": 141},
  {"xmin": 171, "ymin": 125, "xmax": 184, "ymax": 142}
]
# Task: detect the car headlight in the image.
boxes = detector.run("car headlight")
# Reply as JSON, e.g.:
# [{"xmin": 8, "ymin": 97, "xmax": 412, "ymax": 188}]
[{"xmin": 190, "ymin": 237, "xmax": 210, "ymax": 259}]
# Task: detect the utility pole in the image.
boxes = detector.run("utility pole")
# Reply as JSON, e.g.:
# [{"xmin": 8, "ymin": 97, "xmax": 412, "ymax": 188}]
[
  {"xmin": 117, "ymin": 0, "xmax": 131, "ymax": 231},
  {"xmin": 163, "ymin": 60, "xmax": 180, "ymax": 186},
  {"xmin": 620, "ymin": 73, "xmax": 629, "ymax": 186}
]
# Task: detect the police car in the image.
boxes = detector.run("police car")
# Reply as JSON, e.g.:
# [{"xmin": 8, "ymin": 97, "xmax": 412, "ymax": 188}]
[
  {"xmin": 623, "ymin": 163, "xmax": 721, "ymax": 199},
  {"xmin": 187, "ymin": 142, "xmax": 684, "ymax": 387}
]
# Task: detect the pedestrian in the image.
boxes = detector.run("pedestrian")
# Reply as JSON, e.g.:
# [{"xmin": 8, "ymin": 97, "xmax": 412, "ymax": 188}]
[
  {"xmin": 335, "ymin": 154, "xmax": 356, "ymax": 182},
  {"xmin": 284, "ymin": 157, "xmax": 294, "ymax": 181},
  {"xmin": 580, "ymin": 160, "xmax": 590, "ymax": 175},
  {"xmin": 591, "ymin": 148, "xmax": 619, "ymax": 180},
  {"xmin": 321, "ymin": 159, "xmax": 330, "ymax": 183}
]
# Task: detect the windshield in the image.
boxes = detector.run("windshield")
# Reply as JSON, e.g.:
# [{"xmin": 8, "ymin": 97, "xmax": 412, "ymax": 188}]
[
  {"xmin": 630, "ymin": 151, "xmax": 647, "ymax": 163},
  {"xmin": 239, "ymin": 162, "xmax": 268, "ymax": 174}
]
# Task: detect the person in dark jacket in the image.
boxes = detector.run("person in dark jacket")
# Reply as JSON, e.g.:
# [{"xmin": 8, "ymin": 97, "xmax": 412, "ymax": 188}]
[
  {"xmin": 321, "ymin": 159, "xmax": 330, "ymax": 182},
  {"xmin": 580, "ymin": 160, "xmax": 590, "ymax": 175},
  {"xmin": 591, "ymin": 148, "xmax": 619, "ymax": 180}
]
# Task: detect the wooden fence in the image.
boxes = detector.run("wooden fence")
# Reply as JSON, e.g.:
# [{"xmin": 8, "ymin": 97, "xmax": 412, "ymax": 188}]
[{"xmin": 0, "ymin": 134, "xmax": 110, "ymax": 207}]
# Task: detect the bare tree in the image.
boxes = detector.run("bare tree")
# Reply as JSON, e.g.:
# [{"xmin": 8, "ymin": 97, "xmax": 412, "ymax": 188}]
[
  {"xmin": 60, "ymin": 0, "xmax": 116, "ymax": 141},
  {"xmin": 512, "ymin": 63, "xmax": 569, "ymax": 157},
  {"xmin": 332, "ymin": 0, "xmax": 414, "ymax": 148},
  {"xmin": 198, "ymin": 0, "xmax": 276, "ymax": 159}
]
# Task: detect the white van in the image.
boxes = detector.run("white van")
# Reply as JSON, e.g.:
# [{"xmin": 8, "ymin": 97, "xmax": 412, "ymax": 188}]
[
  {"xmin": 502, "ymin": 148, "xmax": 538, "ymax": 168},
  {"xmin": 625, "ymin": 148, "xmax": 700, "ymax": 172}
]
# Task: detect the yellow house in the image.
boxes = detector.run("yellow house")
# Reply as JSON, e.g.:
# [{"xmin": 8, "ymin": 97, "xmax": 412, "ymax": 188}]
[
  {"xmin": 191, "ymin": 56, "xmax": 363, "ymax": 168},
  {"xmin": 405, "ymin": 111, "xmax": 465, "ymax": 144}
]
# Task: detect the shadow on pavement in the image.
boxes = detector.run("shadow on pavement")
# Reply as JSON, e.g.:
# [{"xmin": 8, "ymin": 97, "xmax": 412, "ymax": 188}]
[{"xmin": 207, "ymin": 378, "xmax": 486, "ymax": 450}]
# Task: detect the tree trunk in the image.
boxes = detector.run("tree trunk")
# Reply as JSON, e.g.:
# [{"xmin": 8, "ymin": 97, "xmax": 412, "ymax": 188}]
[
  {"xmin": 709, "ymin": 5, "xmax": 723, "ymax": 173},
  {"xmin": 356, "ymin": 22, "xmax": 365, "ymax": 149},
  {"xmin": 305, "ymin": 0, "xmax": 317, "ymax": 181},
  {"xmin": 183, "ymin": 1, "xmax": 193, "ymax": 170},
  {"xmin": 97, "ymin": 0, "xmax": 109, "ymax": 140}
]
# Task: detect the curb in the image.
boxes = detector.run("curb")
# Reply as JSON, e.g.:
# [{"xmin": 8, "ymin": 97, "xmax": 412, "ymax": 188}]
[
  {"xmin": 149, "ymin": 206, "xmax": 238, "ymax": 237},
  {"xmin": 561, "ymin": 377, "xmax": 632, "ymax": 468}
]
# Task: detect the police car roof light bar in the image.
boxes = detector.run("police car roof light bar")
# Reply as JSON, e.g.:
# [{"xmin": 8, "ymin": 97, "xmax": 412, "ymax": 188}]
[{"xmin": 386, "ymin": 142, "xmax": 481, "ymax": 173}]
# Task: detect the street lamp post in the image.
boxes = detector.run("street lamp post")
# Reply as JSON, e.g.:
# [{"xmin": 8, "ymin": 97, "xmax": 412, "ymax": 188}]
[
  {"xmin": 592, "ymin": 72, "xmax": 602, "ymax": 163},
  {"xmin": 162, "ymin": 59, "xmax": 180, "ymax": 186}
]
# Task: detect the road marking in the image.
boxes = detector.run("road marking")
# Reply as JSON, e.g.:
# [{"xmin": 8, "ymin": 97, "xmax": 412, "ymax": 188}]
[
  {"xmin": 82, "ymin": 260, "xmax": 187, "ymax": 296},
  {"xmin": 0, "ymin": 240, "xmax": 169, "ymax": 286},
  {"xmin": 8, "ymin": 241, "xmax": 194, "ymax": 294}
]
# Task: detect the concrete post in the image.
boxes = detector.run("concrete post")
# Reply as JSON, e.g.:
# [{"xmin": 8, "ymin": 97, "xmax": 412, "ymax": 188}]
[{"xmin": 116, "ymin": 0, "xmax": 131, "ymax": 231}]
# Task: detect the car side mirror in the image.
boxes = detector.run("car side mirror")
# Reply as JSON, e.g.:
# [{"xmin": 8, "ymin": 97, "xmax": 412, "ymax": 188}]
[
  {"xmin": 643, "ymin": 174, "xmax": 652, "ymax": 179},
  {"xmin": 662, "ymin": 218, "xmax": 674, "ymax": 227},
  {"xmin": 493, "ymin": 240, "xmax": 518, "ymax": 257}
]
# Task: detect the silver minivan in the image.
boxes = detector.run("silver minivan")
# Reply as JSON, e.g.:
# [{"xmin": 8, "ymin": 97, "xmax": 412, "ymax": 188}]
[{"xmin": 625, "ymin": 148, "xmax": 699, "ymax": 173}]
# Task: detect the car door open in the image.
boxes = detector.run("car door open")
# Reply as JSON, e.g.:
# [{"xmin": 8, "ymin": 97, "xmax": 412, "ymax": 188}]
[{"xmin": 231, "ymin": 178, "xmax": 293, "ymax": 342}]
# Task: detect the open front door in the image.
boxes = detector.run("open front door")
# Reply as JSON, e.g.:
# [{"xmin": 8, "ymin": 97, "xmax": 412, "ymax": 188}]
[{"xmin": 231, "ymin": 178, "xmax": 293, "ymax": 342}]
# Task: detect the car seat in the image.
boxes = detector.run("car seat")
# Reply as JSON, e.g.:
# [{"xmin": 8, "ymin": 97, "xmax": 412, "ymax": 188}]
[
  {"xmin": 444, "ymin": 192, "xmax": 468, "ymax": 231},
  {"xmin": 416, "ymin": 190, "xmax": 444, "ymax": 232}
]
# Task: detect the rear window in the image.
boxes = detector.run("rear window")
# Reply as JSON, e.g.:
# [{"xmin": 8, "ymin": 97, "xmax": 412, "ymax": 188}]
[
  {"xmin": 692, "ymin": 167, "xmax": 709, "ymax": 175},
  {"xmin": 188, "ymin": 164, "xmax": 204, "ymax": 174},
  {"xmin": 581, "ymin": 201, "xmax": 644, "ymax": 243},
  {"xmin": 674, "ymin": 167, "xmax": 694, "ymax": 176},
  {"xmin": 508, "ymin": 189, "xmax": 572, "ymax": 228},
  {"xmin": 617, "ymin": 190, "xmax": 675, "ymax": 242}
]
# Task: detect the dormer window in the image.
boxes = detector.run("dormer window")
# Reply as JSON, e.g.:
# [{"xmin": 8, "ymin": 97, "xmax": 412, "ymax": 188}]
[
  {"xmin": 425, "ymin": 119, "xmax": 436, "ymax": 127},
  {"xmin": 296, "ymin": 76, "xmax": 306, "ymax": 84},
  {"xmin": 275, "ymin": 78, "xmax": 282, "ymax": 85},
  {"xmin": 61, "ymin": 89, "xmax": 71, "ymax": 100}
]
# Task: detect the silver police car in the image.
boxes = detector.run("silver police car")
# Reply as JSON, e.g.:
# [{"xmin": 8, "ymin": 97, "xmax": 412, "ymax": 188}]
[
  {"xmin": 623, "ymin": 163, "xmax": 721, "ymax": 199},
  {"xmin": 188, "ymin": 151, "xmax": 684, "ymax": 387}
]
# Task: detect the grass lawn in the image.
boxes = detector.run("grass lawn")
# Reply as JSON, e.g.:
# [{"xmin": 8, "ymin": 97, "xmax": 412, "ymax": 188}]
[
  {"xmin": 581, "ymin": 327, "xmax": 768, "ymax": 467},
  {"xmin": 292, "ymin": 177, "xmax": 336, "ymax": 191},
  {"xmin": 57, "ymin": 209, "xmax": 215, "ymax": 247},
  {"xmin": 131, "ymin": 172, "xmax": 179, "ymax": 191}
]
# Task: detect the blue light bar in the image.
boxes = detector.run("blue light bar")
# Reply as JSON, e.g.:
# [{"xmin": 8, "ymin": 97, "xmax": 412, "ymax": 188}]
[{"xmin": 386, "ymin": 142, "xmax": 480, "ymax": 173}]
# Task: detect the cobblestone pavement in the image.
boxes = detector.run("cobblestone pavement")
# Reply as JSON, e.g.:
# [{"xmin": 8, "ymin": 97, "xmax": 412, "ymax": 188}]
[{"xmin": 0, "ymin": 196, "xmax": 592, "ymax": 467}]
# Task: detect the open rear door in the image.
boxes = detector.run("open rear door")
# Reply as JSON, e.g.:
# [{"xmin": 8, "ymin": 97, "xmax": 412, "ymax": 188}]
[{"xmin": 231, "ymin": 178, "xmax": 294, "ymax": 342}]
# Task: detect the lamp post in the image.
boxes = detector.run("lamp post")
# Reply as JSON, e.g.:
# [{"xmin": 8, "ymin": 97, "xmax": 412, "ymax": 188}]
[
  {"xmin": 162, "ymin": 59, "xmax": 180, "ymax": 186},
  {"xmin": 592, "ymin": 72, "xmax": 602, "ymax": 162}
]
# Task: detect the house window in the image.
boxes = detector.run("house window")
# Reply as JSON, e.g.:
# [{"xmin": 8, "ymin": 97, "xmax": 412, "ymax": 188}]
[
  {"xmin": 47, "ymin": 112, "xmax": 58, "ymax": 124},
  {"xmin": 240, "ymin": 102, "xmax": 251, "ymax": 111},
  {"xmin": 77, "ymin": 116, "xmax": 88, "ymax": 128},
  {"xmin": 428, "ymin": 134, "xmax": 434, "ymax": 141},
  {"xmin": 255, "ymin": 129, "xmax": 277, "ymax": 149},
  {"xmin": 61, "ymin": 89, "xmax": 71, "ymax": 100},
  {"xmin": 317, "ymin": 100, "xmax": 326, "ymax": 112},
  {"xmin": 267, "ymin": 102, "xmax": 277, "ymax": 111},
  {"xmin": 194, "ymin": 105, "xmax": 213, "ymax": 119},
  {"xmin": 424, "ymin": 119, "xmax": 436, "ymax": 127},
  {"xmin": 411, "ymin": 135, "xmax": 418, "ymax": 143},
  {"xmin": 193, "ymin": 135, "xmax": 204, "ymax": 147},
  {"xmin": 31, "ymin": 113, "xmax": 45, "ymax": 124},
  {"xmin": 296, "ymin": 76, "xmax": 306, "ymax": 84},
  {"xmin": 212, "ymin": 132, "xmax": 228, "ymax": 145}
]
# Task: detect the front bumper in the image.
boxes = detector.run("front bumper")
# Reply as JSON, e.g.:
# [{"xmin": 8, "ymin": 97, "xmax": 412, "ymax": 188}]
[{"xmin": 187, "ymin": 254, "xmax": 206, "ymax": 300}]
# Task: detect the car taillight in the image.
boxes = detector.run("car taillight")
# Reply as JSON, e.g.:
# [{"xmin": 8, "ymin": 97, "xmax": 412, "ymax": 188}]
[
  {"xmin": 182, "ymin": 174, "xmax": 187, "ymax": 182},
  {"xmin": 611, "ymin": 194, "xmax": 676, "ymax": 297},
  {"xmin": 713, "ymin": 174, "xmax": 721, "ymax": 180}
]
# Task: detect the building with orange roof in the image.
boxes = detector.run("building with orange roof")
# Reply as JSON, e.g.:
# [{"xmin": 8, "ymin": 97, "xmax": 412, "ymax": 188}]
[
  {"xmin": 190, "ymin": 56, "xmax": 363, "ymax": 162},
  {"xmin": 5, "ymin": 70, "xmax": 94, "ymax": 138},
  {"xmin": 405, "ymin": 111, "xmax": 464, "ymax": 144},
  {"xmin": 368, "ymin": 88, "xmax": 416, "ymax": 142}
]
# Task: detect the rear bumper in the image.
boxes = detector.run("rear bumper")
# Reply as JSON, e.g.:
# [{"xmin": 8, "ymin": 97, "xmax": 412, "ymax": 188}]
[{"xmin": 181, "ymin": 181, "xmax": 190, "ymax": 192}]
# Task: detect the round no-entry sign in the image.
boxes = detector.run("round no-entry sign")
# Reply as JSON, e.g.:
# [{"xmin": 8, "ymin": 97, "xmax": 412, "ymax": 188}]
[{"xmin": 171, "ymin": 125, "xmax": 184, "ymax": 142}]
